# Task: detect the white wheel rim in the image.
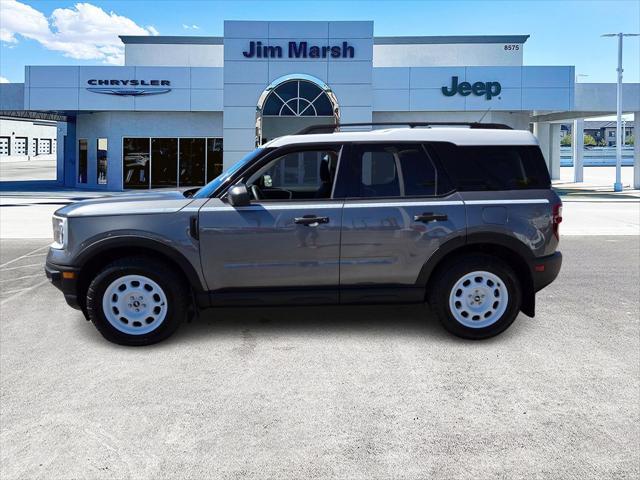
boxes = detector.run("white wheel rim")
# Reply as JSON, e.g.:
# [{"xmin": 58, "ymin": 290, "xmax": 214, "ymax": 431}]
[
  {"xmin": 448, "ymin": 271, "xmax": 509, "ymax": 329},
  {"xmin": 102, "ymin": 274, "xmax": 168, "ymax": 335}
]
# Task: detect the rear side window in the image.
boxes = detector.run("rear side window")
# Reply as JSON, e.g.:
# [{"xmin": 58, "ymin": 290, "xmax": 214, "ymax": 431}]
[
  {"xmin": 339, "ymin": 143, "xmax": 445, "ymax": 198},
  {"xmin": 430, "ymin": 143, "xmax": 551, "ymax": 191}
]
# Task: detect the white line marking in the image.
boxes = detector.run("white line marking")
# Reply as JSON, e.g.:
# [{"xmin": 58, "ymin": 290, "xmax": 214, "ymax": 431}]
[
  {"xmin": 344, "ymin": 201, "xmax": 464, "ymax": 208},
  {"xmin": 201, "ymin": 204, "xmax": 343, "ymax": 212},
  {"xmin": 0, "ymin": 245, "xmax": 50, "ymax": 269},
  {"xmin": 0, "ymin": 274, "xmax": 43, "ymax": 283},
  {"xmin": 464, "ymin": 199, "xmax": 549, "ymax": 205},
  {"xmin": 199, "ymin": 199, "xmax": 549, "ymax": 212},
  {"xmin": 0, "ymin": 279, "xmax": 50, "ymax": 307},
  {"xmin": 0, "ymin": 263, "xmax": 43, "ymax": 272}
]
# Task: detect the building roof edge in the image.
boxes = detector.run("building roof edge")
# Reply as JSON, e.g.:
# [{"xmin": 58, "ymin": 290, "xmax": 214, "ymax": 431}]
[{"xmin": 119, "ymin": 34, "xmax": 530, "ymax": 45}]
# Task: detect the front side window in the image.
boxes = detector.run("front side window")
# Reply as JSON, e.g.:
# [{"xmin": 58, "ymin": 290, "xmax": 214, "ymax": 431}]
[{"xmin": 246, "ymin": 147, "xmax": 340, "ymax": 201}]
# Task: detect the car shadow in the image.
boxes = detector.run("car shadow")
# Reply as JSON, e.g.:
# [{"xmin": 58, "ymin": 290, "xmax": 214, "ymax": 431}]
[
  {"xmin": 73, "ymin": 303, "xmax": 529, "ymax": 348},
  {"xmin": 169, "ymin": 303, "xmax": 465, "ymax": 345}
]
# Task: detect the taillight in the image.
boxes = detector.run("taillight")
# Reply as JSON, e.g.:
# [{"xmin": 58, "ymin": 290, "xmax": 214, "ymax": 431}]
[{"xmin": 552, "ymin": 202, "xmax": 563, "ymax": 241}]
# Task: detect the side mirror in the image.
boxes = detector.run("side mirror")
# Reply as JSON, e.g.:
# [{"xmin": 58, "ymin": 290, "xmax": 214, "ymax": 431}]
[{"xmin": 227, "ymin": 183, "xmax": 250, "ymax": 207}]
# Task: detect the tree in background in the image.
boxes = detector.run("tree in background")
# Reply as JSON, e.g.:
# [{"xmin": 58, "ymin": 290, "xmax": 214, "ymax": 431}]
[
  {"xmin": 561, "ymin": 134, "xmax": 572, "ymax": 146},
  {"xmin": 625, "ymin": 135, "xmax": 634, "ymax": 146},
  {"xmin": 584, "ymin": 134, "xmax": 597, "ymax": 146}
]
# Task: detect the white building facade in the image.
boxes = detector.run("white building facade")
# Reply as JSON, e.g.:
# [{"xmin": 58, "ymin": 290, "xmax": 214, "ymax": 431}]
[{"xmin": 1, "ymin": 21, "xmax": 638, "ymax": 190}]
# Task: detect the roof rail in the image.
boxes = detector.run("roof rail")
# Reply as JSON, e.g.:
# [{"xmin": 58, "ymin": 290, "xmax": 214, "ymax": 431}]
[{"xmin": 294, "ymin": 122, "xmax": 513, "ymax": 135}]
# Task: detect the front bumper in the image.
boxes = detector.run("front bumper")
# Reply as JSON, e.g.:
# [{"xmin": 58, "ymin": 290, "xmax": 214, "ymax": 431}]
[
  {"xmin": 45, "ymin": 261, "xmax": 81, "ymax": 310},
  {"xmin": 532, "ymin": 251, "xmax": 562, "ymax": 292}
]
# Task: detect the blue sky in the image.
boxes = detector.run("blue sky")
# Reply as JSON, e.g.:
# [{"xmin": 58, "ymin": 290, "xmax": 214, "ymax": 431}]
[{"xmin": 1, "ymin": 0, "xmax": 638, "ymax": 84}]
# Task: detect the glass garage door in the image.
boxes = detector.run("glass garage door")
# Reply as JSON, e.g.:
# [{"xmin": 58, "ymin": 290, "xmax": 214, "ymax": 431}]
[
  {"xmin": 13, "ymin": 137, "xmax": 27, "ymax": 155},
  {"xmin": 37, "ymin": 139, "xmax": 52, "ymax": 155},
  {"xmin": 123, "ymin": 137, "xmax": 223, "ymax": 189},
  {"xmin": 0, "ymin": 137, "xmax": 9, "ymax": 156}
]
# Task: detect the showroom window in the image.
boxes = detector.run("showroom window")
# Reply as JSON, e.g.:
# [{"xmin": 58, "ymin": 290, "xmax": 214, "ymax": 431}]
[
  {"xmin": 78, "ymin": 139, "xmax": 88, "ymax": 184},
  {"xmin": 206, "ymin": 138, "xmax": 223, "ymax": 182},
  {"xmin": 123, "ymin": 137, "xmax": 223, "ymax": 189},
  {"xmin": 97, "ymin": 138, "xmax": 108, "ymax": 185},
  {"xmin": 123, "ymin": 138, "xmax": 151, "ymax": 189},
  {"xmin": 151, "ymin": 138, "xmax": 178, "ymax": 188},
  {"xmin": 179, "ymin": 138, "xmax": 206, "ymax": 187}
]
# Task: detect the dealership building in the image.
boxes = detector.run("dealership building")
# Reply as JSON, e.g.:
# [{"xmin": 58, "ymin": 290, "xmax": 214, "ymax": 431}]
[{"xmin": 0, "ymin": 20, "xmax": 638, "ymax": 190}]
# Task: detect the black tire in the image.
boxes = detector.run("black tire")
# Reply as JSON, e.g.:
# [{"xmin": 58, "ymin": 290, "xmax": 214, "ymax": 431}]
[
  {"xmin": 428, "ymin": 254, "xmax": 522, "ymax": 340},
  {"xmin": 86, "ymin": 256, "xmax": 189, "ymax": 346}
]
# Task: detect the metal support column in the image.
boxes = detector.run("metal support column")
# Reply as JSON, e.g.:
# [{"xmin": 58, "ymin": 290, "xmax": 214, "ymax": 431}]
[{"xmin": 572, "ymin": 119, "xmax": 585, "ymax": 182}]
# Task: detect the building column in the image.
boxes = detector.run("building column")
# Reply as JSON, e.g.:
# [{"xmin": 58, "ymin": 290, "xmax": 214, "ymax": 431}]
[
  {"xmin": 549, "ymin": 124, "xmax": 561, "ymax": 180},
  {"xmin": 572, "ymin": 118, "xmax": 584, "ymax": 183},
  {"xmin": 634, "ymin": 112, "xmax": 640, "ymax": 190},
  {"xmin": 63, "ymin": 118, "xmax": 76, "ymax": 187},
  {"xmin": 533, "ymin": 122, "xmax": 551, "ymax": 170}
]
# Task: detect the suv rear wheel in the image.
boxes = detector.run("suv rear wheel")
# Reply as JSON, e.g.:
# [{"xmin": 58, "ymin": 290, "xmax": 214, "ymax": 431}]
[
  {"xmin": 86, "ymin": 257, "xmax": 188, "ymax": 346},
  {"xmin": 429, "ymin": 254, "xmax": 522, "ymax": 339}
]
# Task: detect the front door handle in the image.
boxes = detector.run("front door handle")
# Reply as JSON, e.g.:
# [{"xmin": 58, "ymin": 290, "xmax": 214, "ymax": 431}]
[
  {"xmin": 294, "ymin": 215, "xmax": 330, "ymax": 226},
  {"xmin": 414, "ymin": 212, "xmax": 448, "ymax": 223}
]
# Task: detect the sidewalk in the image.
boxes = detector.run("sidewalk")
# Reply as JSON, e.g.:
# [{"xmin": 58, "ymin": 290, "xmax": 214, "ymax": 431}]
[{"xmin": 553, "ymin": 165, "xmax": 640, "ymax": 201}]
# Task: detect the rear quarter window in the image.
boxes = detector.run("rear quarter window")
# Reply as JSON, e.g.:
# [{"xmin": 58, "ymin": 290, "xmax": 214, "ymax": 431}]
[{"xmin": 429, "ymin": 143, "xmax": 551, "ymax": 191}]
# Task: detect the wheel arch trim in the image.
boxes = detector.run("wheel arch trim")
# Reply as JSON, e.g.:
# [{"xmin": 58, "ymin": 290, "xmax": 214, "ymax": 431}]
[
  {"xmin": 417, "ymin": 232, "xmax": 536, "ymax": 317},
  {"xmin": 74, "ymin": 235, "xmax": 206, "ymax": 292}
]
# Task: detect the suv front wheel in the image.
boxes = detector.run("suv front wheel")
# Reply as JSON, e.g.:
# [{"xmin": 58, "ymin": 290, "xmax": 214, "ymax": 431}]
[
  {"xmin": 86, "ymin": 257, "xmax": 188, "ymax": 346},
  {"xmin": 429, "ymin": 254, "xmax": 522, "ymax": 339}
]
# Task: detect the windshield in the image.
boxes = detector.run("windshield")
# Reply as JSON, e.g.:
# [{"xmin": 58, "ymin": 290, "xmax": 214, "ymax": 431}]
[{"xmin": 193, "ymin": 148, "xmax": 266, "ymax": 199}]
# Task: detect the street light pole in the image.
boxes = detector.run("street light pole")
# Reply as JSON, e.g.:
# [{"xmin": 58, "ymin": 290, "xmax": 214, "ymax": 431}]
[{"xmin": 602, "ymin": 32, "xmax": 639, "ymax": 192}]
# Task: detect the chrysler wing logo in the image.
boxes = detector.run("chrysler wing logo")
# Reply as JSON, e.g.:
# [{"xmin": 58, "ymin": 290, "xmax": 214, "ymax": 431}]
[
  {"xmin": 86, "ymin": 79, "xmax": 172, "ymax": 96},
  {"xmin": 87, "ymin": 88, "xmax": 171, "ymax": 96}
]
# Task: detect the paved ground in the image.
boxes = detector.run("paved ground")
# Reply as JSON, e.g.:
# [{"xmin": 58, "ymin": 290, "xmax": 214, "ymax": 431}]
[
  {"xmin": 0, "ymin": 236, "xmax": 638, "ymax": 479},
  {"xmin": 0, "ymin": 157, "xmax": 57, "ymax": 182}
]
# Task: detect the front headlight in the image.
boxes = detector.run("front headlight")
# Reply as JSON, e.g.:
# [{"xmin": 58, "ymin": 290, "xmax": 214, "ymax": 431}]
[{"xmin": 51, "ymin": 216, "xmax": 67, "ymax": 249}]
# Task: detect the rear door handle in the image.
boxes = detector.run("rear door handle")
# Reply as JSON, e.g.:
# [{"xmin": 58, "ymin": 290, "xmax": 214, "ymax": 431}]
[
  {"xmin": 414, "ymin": 212, "xmax": 448, "ymax": 223},
  {"xmin": 294, "ymin": 215, "xmax": 330, "ymax": 226}
]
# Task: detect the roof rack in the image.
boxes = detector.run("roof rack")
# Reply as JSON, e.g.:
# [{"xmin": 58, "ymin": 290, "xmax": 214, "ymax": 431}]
[{"xmin": 295, "ymin": 122, "xmax": 513, "ymax": 135}]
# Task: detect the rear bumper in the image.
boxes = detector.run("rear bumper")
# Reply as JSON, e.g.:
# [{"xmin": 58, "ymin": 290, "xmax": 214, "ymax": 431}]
[
  {"xmin": 532, "ymin": 251, "xmax": 562, "ymax": 292},
  {"xmin": 45, "ymin": 262, "xmax": 81, "ymax": 310}
]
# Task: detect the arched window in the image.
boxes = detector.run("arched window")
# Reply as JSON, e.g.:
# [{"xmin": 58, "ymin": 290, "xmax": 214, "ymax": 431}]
[{"xmin": 262, "ymin": 79, "xmax": 335, "ymax": 117}]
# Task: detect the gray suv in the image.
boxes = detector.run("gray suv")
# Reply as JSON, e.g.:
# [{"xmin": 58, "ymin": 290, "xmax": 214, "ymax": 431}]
[{"xmin": 46, "ymin": 123, "xmax": 562, "ymax": 345}]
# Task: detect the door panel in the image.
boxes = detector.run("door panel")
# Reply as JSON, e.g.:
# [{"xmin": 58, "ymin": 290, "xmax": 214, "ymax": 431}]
[
  {"xmin": 198, "ymin": 198, "xmax": 343, "ymax": 294},
  {"xmin": 339, "ymin": 194, "xmax": 466, "ymax": 285}
]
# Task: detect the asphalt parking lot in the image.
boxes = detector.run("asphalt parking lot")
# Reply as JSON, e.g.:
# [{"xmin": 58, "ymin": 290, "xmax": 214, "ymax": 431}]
[{"xmin": 0, "ymin": 235, "xmax": 638, "ymax": 479}]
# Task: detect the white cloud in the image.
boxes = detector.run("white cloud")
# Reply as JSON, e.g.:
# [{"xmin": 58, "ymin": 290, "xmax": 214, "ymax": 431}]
[
  {"xmin": 182, "ymin": 24, "xmax": 200, "ymax": 30},
  {"xmin": 0, "ymin": 76, "xmax": 10, "ymax": 83},
  {"xmin": 0, "ymin": 1, "xmax": 160, "ymax": 65}
]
